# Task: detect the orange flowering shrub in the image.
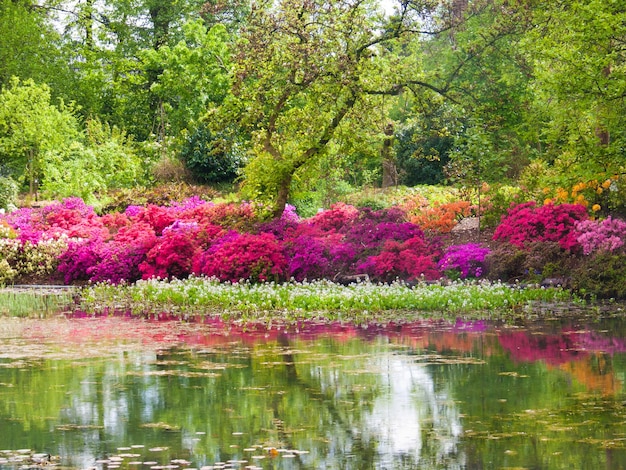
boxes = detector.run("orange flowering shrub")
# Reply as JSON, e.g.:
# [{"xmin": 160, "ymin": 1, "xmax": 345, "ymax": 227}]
[{"xmin": 407, "ymin": 201, "xmax": 473, "ymax": 233}]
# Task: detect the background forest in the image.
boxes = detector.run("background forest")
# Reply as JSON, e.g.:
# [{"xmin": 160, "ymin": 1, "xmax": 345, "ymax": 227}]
[{"xmin": 0, "ymin": 0, "xmax": 625, "ymax": 219}]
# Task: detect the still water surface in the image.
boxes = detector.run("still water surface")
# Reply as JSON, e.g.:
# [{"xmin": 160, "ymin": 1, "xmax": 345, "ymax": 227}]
[{"xmin": 1, "ymin": 314, "xmax": 626, "ymax": 469}]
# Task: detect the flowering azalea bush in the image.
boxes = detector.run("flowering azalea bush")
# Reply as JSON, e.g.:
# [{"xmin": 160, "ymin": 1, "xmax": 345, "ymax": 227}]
[
  {"xmin": 493, "ymin": 202, "xmax": 588, "ymax": 251},
  {"xmin": 575, "ymin": 217, "xmax": 626, "ymax": 255},
  {"xmin": 193, "ymin": 232, "xmax": 288, "ymax": 283},
  {"xmin": 357, "ymin": 237, "xmax": 440, "ymax": 282},
  {"xmin": 407, "ymin": 201, "xmax": 473, "ymax": 233},
  {"xmin": 438, "ymin": 243, "xmax": 490, "ymax": 279}
]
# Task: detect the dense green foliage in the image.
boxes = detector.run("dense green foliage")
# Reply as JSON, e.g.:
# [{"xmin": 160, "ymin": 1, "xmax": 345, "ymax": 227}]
[{"xmin": 0, "ymin": 0, "xmax": 623, "ymax": 216}]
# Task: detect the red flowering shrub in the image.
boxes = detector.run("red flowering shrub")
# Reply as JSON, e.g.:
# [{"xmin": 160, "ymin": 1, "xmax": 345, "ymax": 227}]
[
  {"xmin": 308, "ymin": 202, "xmax": 360, "ymax": 232},
  {"xmin": 132, "ymin": 204, "xmax": 177, "ymax": 235},
  {"xmin": 493, "ymin": 202, "xmax": 588, "ymax": 251},
  {"xmin": 140, "ymin": 226, "xmax": 203, "ymax": 280},
  {"xmin": 193, "ymin": 232, "xmax": 287, "ymax": 283},
  {"xmin": 101, "ymin": 212, "xmax": 130, "ymax": 239},
  {"xmin": 357, "ymin": 237, "xmax": 440, "ymax": 282}
]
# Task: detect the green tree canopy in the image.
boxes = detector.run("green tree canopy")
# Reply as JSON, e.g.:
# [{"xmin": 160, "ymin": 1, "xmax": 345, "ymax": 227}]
[{"xmin": 0, "ymin": 78, "xmax": 80, "ymax": 193}]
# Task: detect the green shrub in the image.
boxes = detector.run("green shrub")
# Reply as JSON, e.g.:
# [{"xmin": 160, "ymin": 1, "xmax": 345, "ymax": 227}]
[
  {"xmin": 180, "ymin": 123, "xmax": 244, "ymax": 184},
  {"xmin": 0, "ymin": 176, "xmax": 18, "ymax": 211},
  {"xmin": 102, "ymin": 183, "xmax": 221, "ymax": 213},
  {"xmin": 523, "ymin": 241, "xmax": 577, "ymax": 280},
  {"xmin": 485, "ymin": 243, "xmax": 527, "ymax": 282},
  {"xmin": 570, "ymin": 252, "xmax": 626, "ymax": 299}
]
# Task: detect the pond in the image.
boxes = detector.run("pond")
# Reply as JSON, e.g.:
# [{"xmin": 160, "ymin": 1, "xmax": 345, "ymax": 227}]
[{"xmin": 1, "ymin": 313, "xmax": 626, "ymax": 469}]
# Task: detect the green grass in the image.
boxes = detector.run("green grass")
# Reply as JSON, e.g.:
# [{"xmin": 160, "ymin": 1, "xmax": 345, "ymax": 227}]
[
  {"xmin": 79, "ymin": 277, "xmax": 584, "ymax": 324},
  {"xmin": 0, "ymin": 290, "xmax": 76, "ymax": 317}
]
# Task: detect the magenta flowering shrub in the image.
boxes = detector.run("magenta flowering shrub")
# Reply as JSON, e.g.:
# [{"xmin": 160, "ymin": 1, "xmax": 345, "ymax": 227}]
[
  {"xmin": 575, "ymin": 217, "xmax": 626, "ymax": 255},
  {"xmin": 257, "ymin": 204, "xmax": 300, "ymax": 239},
  {"xmin": 284, "ymin": 235, "xmax": 333, "ymax": 281},
  {"xmin": 88, "ymin": 242, "xmax": 148, "ymax": 284},
  {"xmin": 438, "ymin": 243, "xmax": 491, "ymax": 279},
  {"xmin": 58, "ymin": 239, "xmax": 104, "ymax": 283},
  {"xmin": 357, "ymin": 237, "xmax": 440, "ymax": 282},
  {"xmin": 493, "ymin": 202, "xmax": 588, "ymax": 251},
  {"xmin": 193, "ymin": 232, "xmax": 288, "ymax": 283}
]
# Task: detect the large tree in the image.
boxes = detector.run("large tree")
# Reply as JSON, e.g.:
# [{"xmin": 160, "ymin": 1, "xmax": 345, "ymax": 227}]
[
  {"xmin": 0, "ymin": 78, "xmax": 80, "ymax": 195},
  {"xmin": 231, "ymin": 0, "xmax": 466, "ymax": 217},
  {"xmin": 519, "ymin": 0, "xmax": 626, "ymax": 187}
]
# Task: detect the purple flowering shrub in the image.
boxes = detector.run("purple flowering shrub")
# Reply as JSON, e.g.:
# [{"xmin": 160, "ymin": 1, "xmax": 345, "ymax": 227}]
[
  {"xmin": 575, "ymin": 217, "xmax": 626, "ymax": 255},
  {"xmin": 493, "ymin": 202, "xmax": 588, "ymax": 251},
  {"xmin": 438, "ymin": 243, "xmax": 491, "ymax": 279},
  {"xmin": 193, "ymin": 232, "xmax": 288, "ymax": 283}
]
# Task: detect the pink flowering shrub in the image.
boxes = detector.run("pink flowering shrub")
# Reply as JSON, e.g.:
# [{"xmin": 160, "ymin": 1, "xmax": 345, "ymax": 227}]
[
  {"xmin": 357, "ymin": 237, "xmax": 440, "ymax": 282},
  {"xmin": 438, "ymin": 243, "xmax": 491, "ymax": 279},
  {"xmin": 575, "ymin": 217, "xmax": 626, "ymax": 255},
  {"xmin": 5, "ymin": 198, "xmax": 107, "ymax": 243},
  {"xmin": 493, "ymin": 202, "xmax": 588, "ymax": 251},
  {"xmin": 193, "ymin": 232, "xmax": 287, "ymax": 283},
  {"xmin": 181, "ymin": 201, "xmax": 259, "ymax": 232}
]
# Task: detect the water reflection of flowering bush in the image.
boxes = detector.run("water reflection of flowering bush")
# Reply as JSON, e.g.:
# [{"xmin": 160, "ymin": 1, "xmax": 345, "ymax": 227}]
[{"xmin": 499, "ymin": 330, "xmax": 626, "ymax": 366}]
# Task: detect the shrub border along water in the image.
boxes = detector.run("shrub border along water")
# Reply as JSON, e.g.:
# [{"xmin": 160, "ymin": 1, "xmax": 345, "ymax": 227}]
[{"xmin": 78, "ymin": 277, "xmax": 584, "ymax": 324}]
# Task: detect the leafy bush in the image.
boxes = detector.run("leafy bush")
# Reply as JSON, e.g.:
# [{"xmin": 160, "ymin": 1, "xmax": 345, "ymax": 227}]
[
  {"xmin": 0, "ymin": 258, "xmax": 16, "ymax": 286},
  {"xmin": 571, "ymin": 252, "xmax": 626, "ymax": 299},
  {"xmin": 479, "ymin": 184, "xmax": 525, "ymax": 228},
  {"xmin": 485, "ymin": 243, "xmax": 527, "ymax": 282},
  {"xmin": 0, "ymin": 176, "xmax": 18, "ymax": 211},
  {"xmin": 180, "ymin": 123, "xmax": 244, "ymax": 184},
  {"xmin": 493, "ymin": 202, "xmax": 588, "ymax": 251},
  {"xmin": 193, "ymin": 232, "xmax": 288, "ymax": 283},
  {"xmin": 438, "ymin": 243, "xmax": 490, "ymax": 279},
  {"xmin": 42, "ymin": 119, "xmax": 144, "ymax": 207},
  {"xmin": 102, "ymin": 183, "xmax": 220, "ymax": 213},
  {"xmin": 523, "ymin": 241, "xmax": 575, "ymax": 280}
]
